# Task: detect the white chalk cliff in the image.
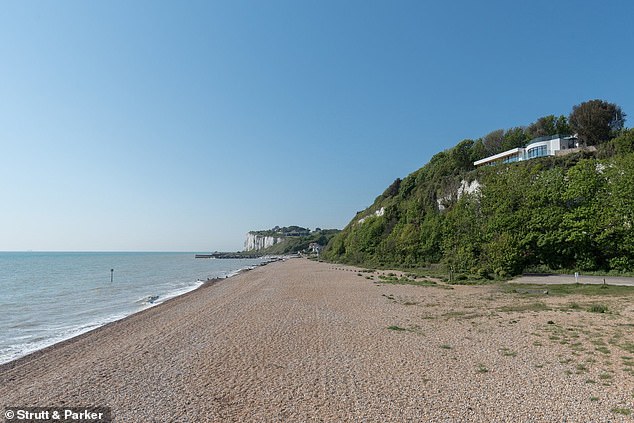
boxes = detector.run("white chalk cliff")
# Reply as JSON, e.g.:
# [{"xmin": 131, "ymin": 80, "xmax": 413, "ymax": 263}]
[{"xmin": 244, "ymin": 233, "xmax": 283, "ymax": 251}]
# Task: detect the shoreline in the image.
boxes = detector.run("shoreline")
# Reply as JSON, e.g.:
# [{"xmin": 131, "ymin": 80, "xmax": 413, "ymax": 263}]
[
  {"xmin": 0, "ymin": 258, "xmax": 276, "ymax": 369},
  {"xmin": 0, "ymin": 273, "xmax": 209, "ymax": 373},
  {"xmin": 3, "ymin": 258, "xmax": 634, "ymax": 420}
]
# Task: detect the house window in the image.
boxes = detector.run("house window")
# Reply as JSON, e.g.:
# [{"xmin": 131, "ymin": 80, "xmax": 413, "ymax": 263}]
[
  {"xmin": 502, "ymin": 154, "xmax": 519, "ymax": 164},
  {"xmin": 527, "ymin": 145, "xmax": 548, "ymax": 159}
]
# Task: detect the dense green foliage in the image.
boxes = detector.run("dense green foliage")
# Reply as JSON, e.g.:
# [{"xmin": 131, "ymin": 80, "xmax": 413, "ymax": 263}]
[
  {"xmin": 250, "ymin": 226, "xmax": 312, "ymax": 237},
  {"xmin": 324, "ymin": 102, "xmax": 633, "ymax": 277},
  {"xmin": 598, "ymin": 128, "xmax": 634, "ymax": 158}
]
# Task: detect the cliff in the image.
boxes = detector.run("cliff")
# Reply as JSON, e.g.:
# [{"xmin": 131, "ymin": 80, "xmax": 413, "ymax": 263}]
[
  {"xmin": 244, "ymin": 227, "xmax": 341, "ymax": 254},
  {"xmin": 324, "ymin": 133, "xmax": 634, "ymax": 277},
  {"xmin": 244, "ymin": 233, "xmax": 284, "ymax": 251}
]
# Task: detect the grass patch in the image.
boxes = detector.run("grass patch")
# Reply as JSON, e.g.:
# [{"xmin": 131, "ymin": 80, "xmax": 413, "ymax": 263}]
[
  {"xmin": 497, "ymin": 302, "xmax": 550, "ymax": 313},
  {"xmin": 611, "ymin": 407, "xmax": 631, "ymax": 416},
  {"xmin": 447, "ymin": 277, "xmax": 499, "ymax": 286},
  {"xmin": 620, "ymin": 343, "xmax": 634, "ymax": 354},
  {"xmin": 439, "ymin": 310, "xmax": 487, "ymax": 320},
  {"xmin": 500, "ymin": 348, "xmax": 517, "ymax": 357},
  {"xmin": 440, "ymin": 344, "xmax": 452, "ymax": 350},
  {"xmin": 387, "ymin": 325, "xmax": 407, "ymax": 331},
  {"xmin": 505, "ymin": 283, "xmax": 634, "ymax": 296},
  {"xmin": 599, "ymin": 373, "xmax": 613, "ymax": 381},
  {"xmin": 576, "ymin": 363, "xmax": 588, "ymax": 373},
  {"xmin": 378, "ymin": 274, "xmax": 437, "ymax": 287},
  {"xmin": 588, "ymin": 304, "xmax": 609, "ymax": 313},
  {"xmin": 596, "ymin": 346, "xmax": 611, "ymax": 355},
  {"xmin": 570, "ymin": 342, "xmax": 585, "ymax": 352},
  {"xmin": 476, "ymin": 364, "xmax": 489, "ymax": 373}
]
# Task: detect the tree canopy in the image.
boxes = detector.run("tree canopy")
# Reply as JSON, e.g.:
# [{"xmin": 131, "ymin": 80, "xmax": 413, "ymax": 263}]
[
  {"xmin": 569, "ymin": 99, "xmax": 626, "ymax": 146},
  {"xmin": 525, "ymin": 115, "xmax": 570, "ymax": 139}
]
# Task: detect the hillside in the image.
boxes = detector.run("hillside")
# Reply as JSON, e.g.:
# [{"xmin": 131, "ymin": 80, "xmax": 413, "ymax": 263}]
[{"xmin": 324, "ymin": 106, "xmax": 634, "ymax": 278}]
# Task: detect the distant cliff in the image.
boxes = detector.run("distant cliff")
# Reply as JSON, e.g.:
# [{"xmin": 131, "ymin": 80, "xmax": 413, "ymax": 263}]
[
  {"xmin": 244, "ymin": 233, "xmax": 284, "ymax": 251},
  {"xmin": 244, "ymin": 226, "xmax": 340, "ymax": 254}
]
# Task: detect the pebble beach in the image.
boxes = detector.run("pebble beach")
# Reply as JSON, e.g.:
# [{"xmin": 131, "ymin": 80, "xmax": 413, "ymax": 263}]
[{"xmin": 2, "ymin": 258, "xmax": 634, "ymax": 422}]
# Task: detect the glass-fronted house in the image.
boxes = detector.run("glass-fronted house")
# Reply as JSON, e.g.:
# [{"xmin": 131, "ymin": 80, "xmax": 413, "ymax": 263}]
[{"xmin": 474, "ymin": 135, "xmax": 578, "ymax": 168}]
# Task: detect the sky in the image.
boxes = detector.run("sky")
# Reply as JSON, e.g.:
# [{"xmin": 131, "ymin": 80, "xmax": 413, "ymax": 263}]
[{"xmin": 1, "ymin": 0, "xmax": 633, "ymax": 252}]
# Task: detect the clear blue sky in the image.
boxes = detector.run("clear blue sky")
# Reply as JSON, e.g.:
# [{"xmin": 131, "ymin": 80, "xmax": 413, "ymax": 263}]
[{"xmin": 1, "ymin": 0, "xmax": 632, "ymax": 251}]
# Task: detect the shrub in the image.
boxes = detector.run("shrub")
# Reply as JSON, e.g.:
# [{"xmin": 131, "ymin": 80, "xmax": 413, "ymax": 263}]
[{"xmin": 588, "ymin": 304, "xmax": 608, "ymax": 313}]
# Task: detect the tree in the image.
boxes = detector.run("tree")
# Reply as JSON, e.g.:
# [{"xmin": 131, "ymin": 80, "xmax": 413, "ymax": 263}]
[
  {"xmin": 555, "ymin": 115, "xmax": 570, "ymax": 135},
  {"xmin": 525, "ymin": 115, "xmax": 571, "ymax": 139},
  {"xmin": 610, "ymin": 128, "xmax": 634, "ymax": 154},
  {"xmin": 381, "ymin": 178, "xmax": 401, "ymax": 198},
  {"xmin": 569, "ymin": 99, "xmax": 626, "ymax": 146},
  {"xmin": 450, "ymin": 139, "xmax": 475, "ymax": 171},
  {"xmin": 598, "ymin": 128, "xmax": 634, "ymax": 158},
  {"xmin": 482, "ymin": 129, "xmax": 506, "ymax": 156},
  {"xmin": 502, "ymin": 127, "xmax": 529, "ymax": 150},
  {"xmin": 526, "ymin": 115, "xmax": 558, "ymax": 139},
  {"xmin": 470, "ymin": 139, "xmax": 487, "ymax": 162}
]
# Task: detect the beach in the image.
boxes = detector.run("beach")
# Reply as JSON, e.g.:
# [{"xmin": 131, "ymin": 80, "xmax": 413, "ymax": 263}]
[{"xmin": 2, "ymin": 258, "xmax": 634, "ymax": 421}]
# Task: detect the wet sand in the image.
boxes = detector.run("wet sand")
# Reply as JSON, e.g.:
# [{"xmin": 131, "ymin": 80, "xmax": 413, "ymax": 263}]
[{"xmin": 2, "ymin": 258, "xmax": 634, "ymax": 421}]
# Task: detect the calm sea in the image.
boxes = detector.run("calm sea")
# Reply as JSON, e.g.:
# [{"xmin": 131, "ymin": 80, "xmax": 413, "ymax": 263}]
[{"xmin": 0, "ymin": 252, "xmax": 264, "ymax": 365}]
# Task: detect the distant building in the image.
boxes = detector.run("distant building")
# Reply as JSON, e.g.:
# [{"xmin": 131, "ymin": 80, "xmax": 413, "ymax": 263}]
[
  {"xmin": 474, "ymin": 134, "xmax": 579, "ymax": 168},
  {"xmin": 308, "ymin": 243, "xmax": 324, "ymax": 254}
]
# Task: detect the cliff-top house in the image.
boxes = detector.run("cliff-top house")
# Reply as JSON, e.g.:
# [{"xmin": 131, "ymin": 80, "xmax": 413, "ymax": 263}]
[{"xmin": 474, "ymin": 134, "xmax": 580, "ymax": 167}]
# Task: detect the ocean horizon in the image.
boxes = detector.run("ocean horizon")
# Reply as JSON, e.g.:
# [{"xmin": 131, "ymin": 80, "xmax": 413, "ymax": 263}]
[{"xmin": 0, "ymin": 251, "xmax": 265, "ymax": 365}]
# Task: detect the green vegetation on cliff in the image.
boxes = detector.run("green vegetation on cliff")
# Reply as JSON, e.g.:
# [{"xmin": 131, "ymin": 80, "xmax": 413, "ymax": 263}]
[
  {"xmin": 250, "ymin": 226, "xmax": 312, "ymax": 237},
  {"xmin": 324, "ymin": 100, "xmax": 633, "ymax": 277}
]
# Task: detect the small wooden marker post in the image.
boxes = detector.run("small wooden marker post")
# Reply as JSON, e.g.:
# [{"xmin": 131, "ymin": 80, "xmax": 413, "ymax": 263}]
[{"xmin": 111, "ymin": 269, "xmax": 114, "ymax": 283}]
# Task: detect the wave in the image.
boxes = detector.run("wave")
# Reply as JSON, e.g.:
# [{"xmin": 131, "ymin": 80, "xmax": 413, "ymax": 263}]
[
  {"xmin": 136, "ymin": 295, "xmax": 160, "ymax": 305},
  {"xmin": 0, "ymin": 280, "xmax": 208, "ymax": 365},
  {"xmin": 0, "ymin": 312, "xmax": 128, "ymax": 365}
]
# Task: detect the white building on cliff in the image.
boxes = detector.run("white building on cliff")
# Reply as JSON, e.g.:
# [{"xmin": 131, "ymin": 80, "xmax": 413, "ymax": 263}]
[{"xmin": 474, "ymin": 134, "xmax": 579, "ymax": 167}]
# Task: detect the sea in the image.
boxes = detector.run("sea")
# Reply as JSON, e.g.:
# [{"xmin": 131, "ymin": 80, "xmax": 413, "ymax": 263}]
[{"xmin": 0, "ymin": 252, "xmax": 265, "ymax": 365}]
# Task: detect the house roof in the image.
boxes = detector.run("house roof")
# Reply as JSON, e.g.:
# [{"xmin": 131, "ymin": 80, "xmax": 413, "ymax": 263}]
[{"xmin": 473, "ymin": 147, "xmax": 523, "ymax": 166}]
